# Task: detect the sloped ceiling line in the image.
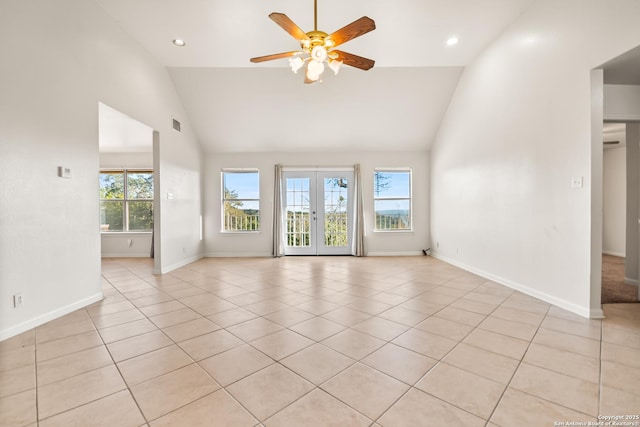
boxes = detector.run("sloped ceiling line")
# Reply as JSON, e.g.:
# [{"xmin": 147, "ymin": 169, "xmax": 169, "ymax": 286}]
[{"xmin": 95, "ymin": 0, "xmax": 537, "ymax": 152}]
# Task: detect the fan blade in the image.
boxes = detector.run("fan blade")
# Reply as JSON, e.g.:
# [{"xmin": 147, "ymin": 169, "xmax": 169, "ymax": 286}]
[
  {"xmin": 327, "ymin": 16, "xmax": 375, "ymax": 48},
  {"xmin": 250, "ymin": 51, "xmax": 300, "ymax": 63},
  {"xmin": 331, "ymin": 50, "xmax": 375, "ymax": 71},
  {"xmin": 269, "ymin": 13, "xmax": 310, "ymax": 41}
]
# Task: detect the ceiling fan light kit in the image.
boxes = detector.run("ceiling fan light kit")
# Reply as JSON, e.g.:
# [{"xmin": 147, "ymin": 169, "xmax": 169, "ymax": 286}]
[{"xmin": 250, "ymin": 0, "xmax": 376, "ymax": 84}]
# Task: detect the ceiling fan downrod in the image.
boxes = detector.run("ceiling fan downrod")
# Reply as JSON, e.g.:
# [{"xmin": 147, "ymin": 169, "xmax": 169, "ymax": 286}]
[{"xmin": 314, "ymin": 0, "xmax": 318, "ymax": 31}]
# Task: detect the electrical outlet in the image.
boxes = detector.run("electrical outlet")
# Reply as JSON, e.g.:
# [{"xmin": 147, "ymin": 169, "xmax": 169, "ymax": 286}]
[{"xmin": 13, "ymin": 293, "xmax": 23, "ymax": 308}]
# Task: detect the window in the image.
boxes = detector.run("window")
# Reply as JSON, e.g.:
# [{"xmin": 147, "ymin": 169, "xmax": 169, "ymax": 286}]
[
  {"xmin": 222, "ymin": 170, "xmax": 260, "ymax": 232},
  {"xmin": 100, "ymin": 170, "xmax": 153, "ymax": 232},
  {"xmin": 373, "ymin": 169, "xmax": 412, "ymax": 231}
]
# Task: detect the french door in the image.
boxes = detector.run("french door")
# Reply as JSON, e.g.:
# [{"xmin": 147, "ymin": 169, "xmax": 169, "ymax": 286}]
[{"xmin": 283, "ymin": 170, "xmax": 354, "ymax": 255}]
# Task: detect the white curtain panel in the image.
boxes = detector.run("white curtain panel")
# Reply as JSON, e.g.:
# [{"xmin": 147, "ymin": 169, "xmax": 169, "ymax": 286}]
[
  {"xmin": 353, "ymin": 163, "xmax": 365, "ymax": 256},
  {"xmin": 272, "ymin": 164, "xmax": 285, "ymax": 257}
]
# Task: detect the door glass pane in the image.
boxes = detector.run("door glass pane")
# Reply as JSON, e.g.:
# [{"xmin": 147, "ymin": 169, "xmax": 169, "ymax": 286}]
[
  {"xmin": 286, "ymin": 178, "xmax": 311, "ymax": 247},
  {"xmin": 324, "ymin": 178, "xmax": 348, "ymax": 247}
]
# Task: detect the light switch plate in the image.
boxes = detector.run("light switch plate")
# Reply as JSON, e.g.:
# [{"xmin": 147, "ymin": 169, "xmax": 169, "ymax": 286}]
[
  {"xmin": 58, "ymin": 166, "xmax": 72, "ymax": 178},
  {"xmin": 571, "ymin": 176, "xmax": 583, "ymax": 189}
]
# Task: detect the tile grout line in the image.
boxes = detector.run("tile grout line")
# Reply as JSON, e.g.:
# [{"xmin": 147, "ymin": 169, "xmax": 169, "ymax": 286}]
[
  {"xmin": 167, "ymin": 262, "xmax": 446, "ymax": 424},
  {"xmin": 34, "ymin": 328, "xmax": 40, "ymax": 427},
  {"xmin": 34, "ymin": 308, "xmax": 135, "ymax": 424},
  {"xmin": 169, "ymin": 258, "xmax": 624, "ymax": 422},
  {"xmin": 480, "ymin": 303, "xmax": 552, "ymax": 427},
  {"xmin": 265, "ymin": 269, "xmax": 523, "ymax": 424},
  {"xmin": 97, "ymin": 267, "xmax": 209, "ymax": 424},
  {"xmin": 104, "ymin": 279, "xmax": 227, "ymax": 425},
  {"xmin": 86, "ymin": 285, "xmax": 152, "ymax": 426},
  {"xmin": 105, "ymin": 264, "xmax": 269, "ymax": 425},
  {"xmin": 369, "ymin": 281, "xmax": 509, "ymax": 426},
  {"xmin": 19, "ymin": 257, "xmax": 633, "ymax": 426},
  {"xmin": 370, "ymin": 278, "xmax": 558, "ymax": 425},
  {"xmin": 103, "ymin": 260, "xmax": 336, "ymax": 425},
  {"xmin": 598, "ymin": 310, "xmax": 604, "ymax": 417},
  {"xmin": 34, "ymin": 262, "xmax": 248, "ymax": 425},
  {"xmin": 485, "ymin": 303, "xmax": 608, "ymax": 425},
  {"xmin": 89, "ymin": 258, "xmax": 454, "ymax": 427}
]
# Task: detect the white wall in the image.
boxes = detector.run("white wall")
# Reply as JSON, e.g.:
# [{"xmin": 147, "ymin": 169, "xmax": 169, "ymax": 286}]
[
  {"xmin": 430, "ymin": 0, "xmax": 640, "ymax": 318},
  {"xmin": 0, "ymin": 0, "xmax": 202, "ymax": 340},
  {"xmin": 603, "ymin": 147, "xmax": 626, "ymax": 256},
  {"xmin": 100, "ymin": 233, "xmax": 154, "ymax": 258},
  {"xmin": 604, "ymin": 85, "xmax": 640, "ymax": 121},
  {"xmin": 205, "ymin": 151, "xmax": 430, "ymax": 257},
  {"xmin": 100, "ymin": 152, "xmax": 153, "ymax": 170}
]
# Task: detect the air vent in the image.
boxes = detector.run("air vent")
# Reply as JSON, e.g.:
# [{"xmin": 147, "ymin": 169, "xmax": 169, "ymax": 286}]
[{"xmin": 172, "ymin": 118, "xmax": 181, "ymax": 132}]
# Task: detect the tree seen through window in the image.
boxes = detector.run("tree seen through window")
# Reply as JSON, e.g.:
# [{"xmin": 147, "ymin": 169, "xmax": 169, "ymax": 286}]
[{"xmin": 100, "ymin": 170, "xmax": 153, "ymax": 232}]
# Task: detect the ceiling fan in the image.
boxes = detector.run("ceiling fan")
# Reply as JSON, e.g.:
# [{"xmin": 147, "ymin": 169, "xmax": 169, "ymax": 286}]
[{"xmin": 250, "ymin": 0, "xmax": 376, "ymax": 84}]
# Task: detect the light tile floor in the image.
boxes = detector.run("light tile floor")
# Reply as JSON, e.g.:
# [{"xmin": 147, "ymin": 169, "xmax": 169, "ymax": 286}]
[{"xmin": 1, "ymin": 256, "xmax": 640, "ymax": 426}]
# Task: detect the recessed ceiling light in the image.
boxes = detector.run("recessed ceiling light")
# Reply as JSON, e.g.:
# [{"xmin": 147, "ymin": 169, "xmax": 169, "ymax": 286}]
[
  {"xmin": 446, "ymin": 37, "xmax": 459, "ymax": 46},
  {"xmin": 172, "ymin": 39, "xmax": 186, "ymax": 47}
]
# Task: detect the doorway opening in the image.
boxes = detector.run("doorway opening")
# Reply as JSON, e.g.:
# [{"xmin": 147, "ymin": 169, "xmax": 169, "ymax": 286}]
[
  {"xmin": 592, "ymin": 46, "xmax": 640, "ymax": 314},
  {"xmin": 602, "ymin": 121, "xmax": 639, "ymax": 303},
  {"xmin": 98, "ymin": 102, "xmax": 160, "ymax": 271},
  {"xmin": 284, "ymin": 170, "xmax": 354, "ymax": 255}
]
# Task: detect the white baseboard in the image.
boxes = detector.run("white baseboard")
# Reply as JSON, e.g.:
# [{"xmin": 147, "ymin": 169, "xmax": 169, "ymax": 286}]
[
  {"xmin": 204, "ymin": 252, "xmax": 272, "ymax": 258},
  {"xmin": 204, "ymin": 251, "xmax": 425, "ymax": 258},
  {"xmin": 431, "ymin": 252, "xmax": 600, "ymax": 319},
  {"xmin": 0, "ymin": 292, "xmax": 103, "ymax": 342},
  {"xmin": 101, "ymin": 253, "xmax": 151, "ymax": 258},
  {"xmin": 624, "ymin": 277, "xmax": 639, "ymax": 286},
  {"xmin": 603, "ymin": 251, "xmax": 625, "ymax": 257},
  {"xmin": 367, "ymin": 251, "xmax": 423, "ymax": 257},
  {"xmin": 160, "ymin": 255, "xmax": 204, "ymax": 274}
]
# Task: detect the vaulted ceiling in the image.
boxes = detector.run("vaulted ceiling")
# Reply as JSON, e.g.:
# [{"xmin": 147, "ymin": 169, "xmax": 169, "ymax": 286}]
[{"xmin": 95, "ymin": 0, "xmax": 537, "ymax": 153}]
